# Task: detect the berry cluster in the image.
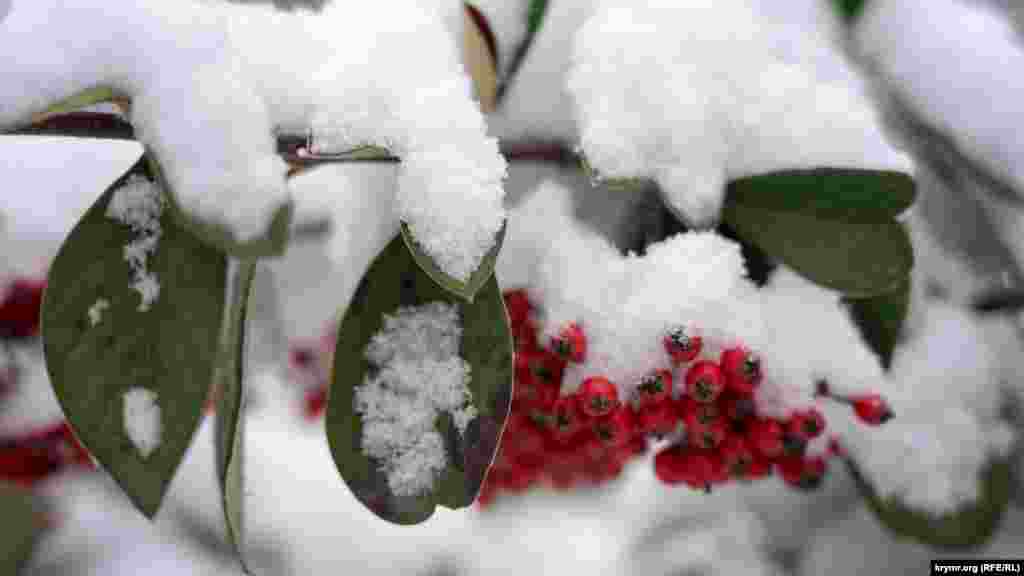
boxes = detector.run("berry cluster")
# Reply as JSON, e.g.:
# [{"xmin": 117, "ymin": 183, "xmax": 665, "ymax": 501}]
[{"xmin": 477, "ymin": 290, "xmax": 895, "ymax": 505}]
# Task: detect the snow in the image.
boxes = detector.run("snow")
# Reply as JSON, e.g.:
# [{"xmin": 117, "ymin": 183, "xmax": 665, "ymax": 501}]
[
  {"xmin": 354, "ymin": 303, "xmax": 477, "ymax": 497},
  {"xmin": 106, "ymin": 175, "xmax": 164, "ymax": 312},
  {"xmin": 568, "ymin": 0, "xmax": 911, "ymax": 227},
  {"xmin": 830, "ymin": 302, "xmax": 1018, "ymax": 513},
  {"xmin": 1, "ymin": 0, "xmax": 505, "ymax": 280},
  {"xmin": 88, "ymin": 298, "xmax": 110, "ymax": 326},
  {"xmin": 856, "ymin": 0, "xmax": 1024, "ymax": 199},
  {"xmin": 122, "ymin": 387, "xmax": 161, "ymax": 459}
]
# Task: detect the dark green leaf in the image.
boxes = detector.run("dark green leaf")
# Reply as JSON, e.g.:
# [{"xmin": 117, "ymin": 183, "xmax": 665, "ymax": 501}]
[
  {"xmin": 722, "ymin": 170, "xmax": 916, "ymax": 297},
  {"xmin": 526, "ymin": 0, "xmax": 548, "ymax": 36},
  {"xmin": 42, "ymin": 156, "xmax": 227, "ymax": 518},
  {"xmin": 214, "ymin": 259, "xmax": 257, "ymax": 574},
  {"xmin": 727, "ymin": 169, "xmax": 916, "ymax": 221},
  {"xmin": 327, "ymin": 233, "xmax": 513, "ymax": 525},
  {"xmin": 843, "ymin": 278, "xmax": 910, "ymax": 370},
  {"xmin": 832, "ymin": 0, "xmax": 869, "ymax": 25},
  {"xmin": 845, "ymin": 454, "xmax": 1013, "ymax": 549},
  {"xmin": 0, "ymin": 483, "xmax": 47, "ymax": 575},
  {"xmin": 144, "ymin": 154, "xmax": 294, "ymax": 260},
  {"xmin": 400, "ymin": 220, "xmax": 506, "ymax": 303}
]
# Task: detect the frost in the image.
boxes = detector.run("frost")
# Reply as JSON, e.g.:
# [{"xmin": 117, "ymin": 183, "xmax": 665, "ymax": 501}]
[
  {"xmin": 106, "ymin": 176, "xmax": 164, "ymax": 312},
  {"xmin": 353, "ymin": 302, "xmax": 477, "ymax": 497},
  {"xmin": 123, "ymin": 387, "xmax": 161, "ymax": 459},
  {"xmin": 567, "ymin": 0, "xmax": 911, "ymax": 226},
  {"xmin": 88, "ymin": 298, "xmax": 110, "ymax": 326}
]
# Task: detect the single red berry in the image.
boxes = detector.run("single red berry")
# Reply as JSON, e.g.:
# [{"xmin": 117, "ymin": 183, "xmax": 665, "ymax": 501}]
[
  {"xmin": 654, "ymin": 446, "xmax": 688, "ymax": 485},
  {"xmin": 720, "ymin": 347, "xmax": 763, "ymax": 395},
  {"xmin": 852, "ymin": 394, "xmax": 893, "ymax": 426},
  {"xmin": 593, "ymin": 405, "xmax": 634, "ymax": 447},
  {"xmin": 551, "ymin": 323, "xmax": 587, "ymax": 364},
  {"xmin": 685, "ymin": 361, "xmax": 725, "ymax": 403},
  {"xmin": 552, "ymin": 394, "xmax": 587, "ymax": 443},
  {"xmin": 747, "ymin": 418, "xmax": 785, "ymax": 458},
  {"xmin": 579, "ymin": 376, "xmax": 619, "ymax": 418},
  {"xmin": 744, "ymin": 455, "xmax": 773, "ymax": 481},
  {"xmin": 663, "ymin": 326, "xmax": 703, "ymax": 364},
  {"xmin": 688, "ymin": 417, "xmax": 728, "ymax": 449},
  {"xmin": 721, "ymin": 392, "xmax": 756, "ymax": 421},
  {"xmin": 679, "ymin": 397, "xmax": 721, "ymax": 429},
  {"xmin": 680, "ymin": 449, "xmax": 715, "ymax": 492},
  {"xmin": 706, "ymin": 450, "xmax": 730, "ymax": 485},
  {"xmin": 787, "ymin": 408, "xmax": 826, "ymax": 440},
  {"xmin": 0, "ymin": 278, "xmax": 46, "ymax": 340},
  {"xmin": 503, "ymin": 289, "xmax": 533, "ymax": 327},
  {"xmin": 636, "ymin": 369, "xmax": 673, "ymax": 407},
  {"xmin": 302, "ymin": 387, "xmax": 328, "ymax": 420},
  {"xmin": 720, "ymin": 434, "xmax": 755, "ymax": 476},
  {"xmin": 513, "ymin": 320, "xmax": 540, "ymax": 351},
  {"xmin": 780, "ymin": 455, "xmax": 828, "ymax": 491},
  {"xmin": 637, "ymin": 399, "xmax": 678, "ymax": 437}
]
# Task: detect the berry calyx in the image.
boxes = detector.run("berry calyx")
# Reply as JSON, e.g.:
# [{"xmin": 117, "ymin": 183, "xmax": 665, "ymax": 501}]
[
  {"xmin": 663, "ymin": 326, "xmax": 702, "ymax": 364},
  {"xmin": 852, "ymin": 394, "xmax": 893, "ymax": 426},
  {"xmin": 787, "ymin": 408, "xmax": 826, "ymax": 440},
  {"xmin": 720, "ymin": 435, "xmax": 754, "ymax": 476},
  {"xmin": 552, "ymin": 394, "xmax": 586, "ymax": 443},
  {"xmin": 551, "ymin": 323, "xmax": 587, "ymax": 363},
  {"xmin": 593, "ymin": 405, "xmax": 635, "ymax": 447},
  {"xmin": 685, "ymin": 361, "xmax": 724, "ymax": 403},
  {"xmin": 689, "ymin": 417, "xmax": 728, "ymax": 449},
  {"xmin": 636, "ymin": 369, "xmax": 673, "ymax": 407},
  {"xmin": 580, "ymin": 376, "xmax": 619, "ymax": 418},
  {"xmin": 679, "ymin": 397, "xmax": 720, "ymax": 429},
  {"xmin": 720, "ymin": 347, "xmax": 763, "ymax": 394}
]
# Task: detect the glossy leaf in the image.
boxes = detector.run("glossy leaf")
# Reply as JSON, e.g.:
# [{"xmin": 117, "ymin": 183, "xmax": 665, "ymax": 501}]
[
  {"xmin": 846, "ymin": 454, "xmax": 1013, "ymax": 550},
  {"xmin": 327, "ymin": 233, "xmax": 513, "ymax": 525},
  {"xmin": 843, "ymin": 278, "xmax": 910, "ymax": 370},
  {"xmin": 214, "ymin": 259, "xmax": 257, "ymax": 574},
  {"xmin": 0, "ymin": 483, "xmax": 47, "ymax": 575},
  {"xmin": 722, "ymin": 170, "xmax": 915, "ymax": 297},
  {"xmin": 42, "ymin": 156, "xmax": 227, "ymax": 518},
  {"xmin": 144, "ymin": 154, "xmax": 295, "ymax": 260},
  {"xmin": 400, "ymin": 220, "xmax": 506, "ymax": 303}
]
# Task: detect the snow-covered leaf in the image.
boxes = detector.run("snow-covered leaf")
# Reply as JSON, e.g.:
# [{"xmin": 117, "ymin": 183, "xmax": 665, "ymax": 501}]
[
  {"xmin": 0, "ymin": 482, "xmax": 46, "ymax": 575},
  {"xmin": 29, "ymin": 85, "xmax": 118, "ymax": 123},
  {"xmin": 845, "ymin": 453, "xmax": 1013, "ymax": 550},
  {"xmin": 722, "ymin": 171, "xmax": 914, "ymax": 297},
  {"xmin": 327, "ymin": 233, "xmax": 512, "ymax": 525},
  {"xmin": 42, "ymin": 157, "xmax": 226, "ymax": 518},
  {"xmin": 144, "ymin": 155, "xmax": 294, "ymax": 260},
  {"xmin": 832, "ymin": 0, "xmax": 869, "ymax": 25},
  {"xmin": 214, "ymin": 259, "xmax": 256, "ymax": 574},
  {"xmin": 843, "ymin": 278, "xmax": 910, "ymax": 370},
  {"xmin": 401, "ymin": 221, "xmax": 506, "ymax": 303}
]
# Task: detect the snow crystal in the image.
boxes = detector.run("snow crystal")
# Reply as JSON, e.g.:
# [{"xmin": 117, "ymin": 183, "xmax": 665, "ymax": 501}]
[
  {"xmin": 567, "ymin": 0, "xmax": 911, "ymax": 227},
  {"xmin": 88, "ymin": 298, "xmax": 110, "ymax": 326},
  {"xmin": 123, "ymin": 387, "xmax": 161, "ymax": 459},
  {"xmin": 500, "ymin": 180, "xmax": 885, "ymax": 417},
  {"xmin": 106, "ymin": 176, "xmax": 163, "ymax": 312},
  {"xmin": 831, "ymin": 302, "xmax": 1018, "ymax": 513},
  {"xmin": 354, "ymin": 302, "xmax": 477, "ymax": 497},
  {"xmin": 856, "ymin": 0, "xmax": 1024, "ymax": 199}
]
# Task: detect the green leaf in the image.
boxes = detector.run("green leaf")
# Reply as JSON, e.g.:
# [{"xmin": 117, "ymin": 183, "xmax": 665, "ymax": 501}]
[
  {"xmin": 843, "ymin": 278, "xmax": 910, "ymax": 370},
  {"xmin": 526, "ymin": 0, "xmax": 549, "ymax": 36},
  {"xmin": 0, "ymin": 483, "xmax": 47, "ymax": 575},
  {"xmin": 400, "ymin": 220, "xmax": 506, "ymax": 303},
  {"xmin": 832, "ymin": 0, "xmax": 869, "ymax": 25},
  {"xmin": 42, "ymin": 157, "xmax": 227, "ymax": 519},
  {"xmin": 214, "ymin": 259, "xmax": 257, "ymax": 574},
  {"xmin": 327, "ymin": 233, "xmax": 513, "ymax": 525},
  {"xmin": 726, "ymin": 169, "xmax": 916, "ymax": 220},
  {"xmin": 34, "ymin": 86, "xmax": 119, "ymax": 120},
  {"xmin": 845, "ymin": 454, "xmax": 1013, "ymax": 549},
  {"xmin": 144, "ymin": 154, "xmax": 294, "ymax": 260},
  {"xmin": 722, "ymin": 170, "xmax": 916, "ymax": 297}
]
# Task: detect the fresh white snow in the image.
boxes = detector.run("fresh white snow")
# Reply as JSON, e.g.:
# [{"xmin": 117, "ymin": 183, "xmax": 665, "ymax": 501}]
[
  {"xmin": 122, "ymin": 387, "xmax": 161, "ymax": 459},
  {"xmin": 106, "ymin": 175, "xmax": 164, "ymax": 312}
]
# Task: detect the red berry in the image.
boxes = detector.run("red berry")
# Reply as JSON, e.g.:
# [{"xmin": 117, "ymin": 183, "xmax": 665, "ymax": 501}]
[
  {"xmin": 720, "ymin": 435, "xmax": 755, "ymax": 476},
  {"xmin": 593, "ymin": 405, "xmax": 634, "ymax": 447},
  {"xmin": 513, "ymin": 320, "xmax": 540, "ymax": 351},
  {"xmin": 852, "ymin": 394, "xmax": 893, "ymax": 426},
  {"xmin": 720, "ymin": 347, "xmax": 763, "ymax": 395},
  {"xmin": 688, "ymin": 417, "xmax": 728, "ymax": 449},
  {"xmin": 680, "ymin": 449, "xmax": 715, "ymax": 492},
  {"xmin": 503, "ymin": 289, "xmax": 533, "ymax": 327},
  {"xmin": 303, "ymin": 387, "xmax": 328, "ymax": 420},
  {"xmin": 551, "ymin": 323, "xmax": 587, "ymax": 364},
  {"xmin": 747, "ymin": 418, "xmax": 785, "ymax": 458},
  {"xmin": 663, "ymin": 326, "xmax": 703, "ymax": 364},
  {"xmin": 679, "ymin": 397, "xmax": 721, "ymax": 429},
  {"xmin": 744, "ymin": 456, "xmax": 773, "ymax": 480},
  {"xmin": 787, "ymin": 408, "xmax": 826, "ymax": 440},
  {"xmin": 685, "ymin": 361, "xmax": 724, "ymax": 403},
  {"xmin": 636, "ymin": 369, "xmax": 673, "ymax": 407},
  {"xmin": 637, "ymin": 399, "xmax": 678, "ymax": 437},
  {"xmin": 721, "ymin": 392, "xmax": 756, "ymax": 421},
  {"xmin": 551, "ymin": 394, "xmax": 587, "ymax": 443},
  {"xmin": 654, "ymin": 446, "xmax": 688, "ymax": 485},
  {"xmin": 779, "ymin": 455, "xmax": 828, "ymax": 491},
  {"xmin": 706, "ymin": 450, "xmax": 730, "ymax": 485},
  {"xmin": 0, "ymin": 278, "xmax": 45, "ymax": 340},
  {"xmin": 579, "ymin": 376, "xmax": 619, "ymax": 417}
]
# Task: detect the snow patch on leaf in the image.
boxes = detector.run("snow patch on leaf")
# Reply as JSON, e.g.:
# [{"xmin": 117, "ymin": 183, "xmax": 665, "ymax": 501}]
[
  {"xmin": 87, "ymin": 298, "xmax": 109, "ymax": 327},
  {"xmin": 123, "ymin": 387, "xmax": 161, "ymax": 459},
  {"xmin": 354, "ymin": 302, "xmax": 477, "ymax": 497},
  {"xmin": 106, "ymin": 176, "xmax": 164, "ymax": 312}
]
